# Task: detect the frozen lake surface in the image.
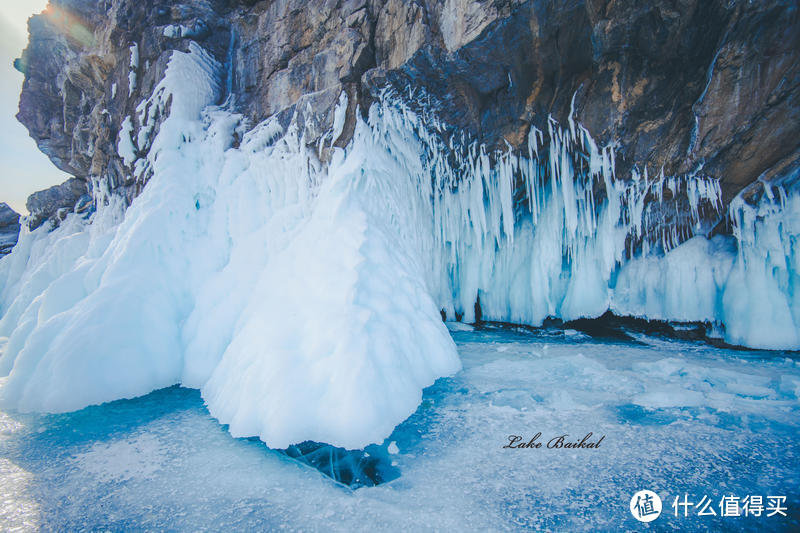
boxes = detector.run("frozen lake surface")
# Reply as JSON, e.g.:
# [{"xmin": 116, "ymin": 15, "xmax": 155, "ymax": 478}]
[{"xmin": 2, "ymin": 325, "xmax": 798, "ymax": 531}]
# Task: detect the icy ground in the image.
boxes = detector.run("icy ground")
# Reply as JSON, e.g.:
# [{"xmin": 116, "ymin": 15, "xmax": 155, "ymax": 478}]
[{"xmin": 1, "ymin": 327, "xmax": 798, "ymax": 532}]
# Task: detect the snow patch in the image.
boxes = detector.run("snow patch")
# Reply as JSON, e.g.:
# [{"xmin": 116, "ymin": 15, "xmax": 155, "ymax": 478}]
[
  {"xmin": 331, "ymin": 90, "xmax": 348, "ymax": 145},
  {"xmin": 117, "ymin": 116, "xmax": 137, "ymax": 165},
  {"xmin": 128, "ymin": 43, "xmax": 139, "ymax": 96},
  {"xmin": 163, "ymin": 24, "xmax": 190, "ymax": 38},
  {"xmin": 71, "ymin": 433, "xmax": 166, "ymax": 482}
]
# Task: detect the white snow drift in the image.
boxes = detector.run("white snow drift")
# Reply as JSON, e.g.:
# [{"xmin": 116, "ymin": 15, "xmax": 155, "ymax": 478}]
[{"xmin": 0, "ymin": 42, "xmax": 798, "ymax": 449}]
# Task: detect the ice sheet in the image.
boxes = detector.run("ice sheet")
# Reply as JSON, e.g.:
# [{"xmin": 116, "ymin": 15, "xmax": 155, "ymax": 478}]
[{"xmin": 0, "ymin": 330, "xmax": 797, "ymax": 531}]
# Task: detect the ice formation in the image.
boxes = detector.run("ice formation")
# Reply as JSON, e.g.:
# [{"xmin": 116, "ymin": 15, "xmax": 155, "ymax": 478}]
[
  {"xmin": 0, "ymin": 41, "xmax": 798, "ymax": 448},
  {"xmin": 0, "ymin": 43, "xmax": 460, "ymax": 449},
  {"xmin": 360, "ymin": 95, "xmax": 798, "ymax": 351}
]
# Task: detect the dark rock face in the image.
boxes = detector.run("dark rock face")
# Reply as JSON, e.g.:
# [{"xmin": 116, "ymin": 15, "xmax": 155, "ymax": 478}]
[
  {"xmin": 14, "ymin": 0, "xmax": 800, "ymax": 226},
  {"xmin": 16, "ymin": 0, "xmax": 237, "ymax": 208},
  {"xmin": 0, "ymin": 204, "xmax": 21, "ymax": 256},
  {"xmin": 370, "ymin": 0, "xmax": 799, "ymax": 206},
  {"xmin": 25, "ymin": 177, "xmax": 88, "ymax": 230}
]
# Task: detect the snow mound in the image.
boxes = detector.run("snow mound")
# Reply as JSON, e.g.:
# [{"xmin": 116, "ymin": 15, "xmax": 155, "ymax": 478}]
[
  {"xmin": 200, "ymin": 122, "xmax": 459, "ymax": 448},
  {"xmin": 0, "ymin": 44, "xmax": 459, "ymax": 449}
]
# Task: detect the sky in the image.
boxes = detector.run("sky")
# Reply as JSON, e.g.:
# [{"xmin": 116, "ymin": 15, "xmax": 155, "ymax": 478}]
[{"xmin": 0, "ymin": 1, "xmax": 70, "ymax": 214}]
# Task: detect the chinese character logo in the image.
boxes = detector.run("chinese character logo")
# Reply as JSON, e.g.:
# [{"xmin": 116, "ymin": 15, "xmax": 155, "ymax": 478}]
[
  {"xmin": 670, "ymin": 493, "xmax": 788, "ymax": 519},
  {"xmin": 630, "ymin": 490, "xmax": 663, "ymax": 523}
]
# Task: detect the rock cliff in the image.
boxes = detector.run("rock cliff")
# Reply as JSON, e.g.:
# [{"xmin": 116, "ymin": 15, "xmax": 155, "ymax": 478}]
[
  {"xmin": 14, "ymin": 0, "xmax": 800, "ymax": 233},
  {"xmin": 0, "ymin": 204, "xmax": 21, "ymax": 256}
]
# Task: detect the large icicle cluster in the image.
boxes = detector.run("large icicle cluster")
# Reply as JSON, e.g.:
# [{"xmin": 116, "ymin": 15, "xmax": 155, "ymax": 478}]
[
  {"xmin": 367, "ymin": 95, "xmax": 724, "ymax": 326},
  {"xmin": 371, "ymin": 94, "xmax": 797, "ymax": 349},
  {"xmin": 0, "ymin": 43, "xmax": 798, "ymax": 450},
  {"xmin": 611, "ymin": 178, "xmax": 800, "ymax": 349},
  {"xmin": 718, "ymin": 184, "xmax": 799, "ymax": 347}
]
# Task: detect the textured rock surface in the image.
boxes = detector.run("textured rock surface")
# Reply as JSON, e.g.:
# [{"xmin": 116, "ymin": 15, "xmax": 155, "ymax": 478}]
[
  {"xmin": 0, "ymin": 204, "xmax": 21, "ymax": 256},
  {"xmin": 14, "ymin": 0, "xmax": 800, "ymax": 224},
  {"xmin": 16, "ymin": 0, "xmax": 236, "ymax": 207},
  {"xmin": 25, "ymin": 177, "xmax": 89, "ymax": 230}
]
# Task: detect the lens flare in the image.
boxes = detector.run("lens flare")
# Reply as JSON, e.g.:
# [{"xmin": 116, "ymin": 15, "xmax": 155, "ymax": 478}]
[{"xmin": 41, "ymin": 4, "xmax": 95, "ymax": 49}]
